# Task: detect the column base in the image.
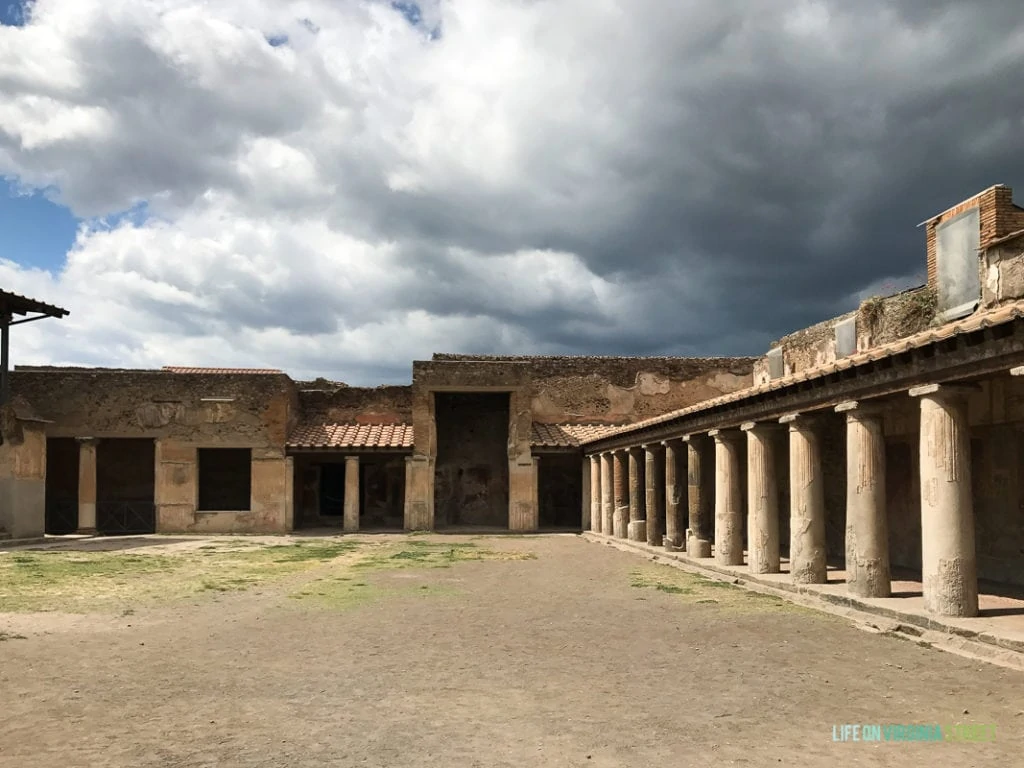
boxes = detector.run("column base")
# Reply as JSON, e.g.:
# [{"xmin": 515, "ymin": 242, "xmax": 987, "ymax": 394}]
[
  {"xmin": 75, "ymin": 527, "xmax": 97, "ymax": 536},
  {"xmin": 627, "ymin": 520, "xmax": 646, "ymax": 542},
  {"xmin": 688, "ymin": 538, "xmax": 712, "ymax": 558}
]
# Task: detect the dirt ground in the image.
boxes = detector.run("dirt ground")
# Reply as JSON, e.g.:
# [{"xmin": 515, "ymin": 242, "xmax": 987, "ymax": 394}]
[{"xmin": 0, "ymin": 533, "xmax": 1021, "ymax": 767}]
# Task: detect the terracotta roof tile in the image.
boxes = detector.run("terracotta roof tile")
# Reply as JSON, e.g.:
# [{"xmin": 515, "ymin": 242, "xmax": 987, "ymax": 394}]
[
  {"xmin": 581, "ymin": 299, "xmax": 1024, "ymax": 445},
  {"xmin": 530, "ymin": 423, "xmax": 625, "ymax": 447},
  {"xmin": 162, "ymin": 366, "xmax": 283, "ymax": 374},
  {"xmin": 288, "ymin": 423, "xmax": 414, "ymax": 449}
]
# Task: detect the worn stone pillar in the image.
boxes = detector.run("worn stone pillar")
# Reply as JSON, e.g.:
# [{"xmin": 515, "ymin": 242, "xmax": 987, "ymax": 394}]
[
  {"xmin": 780, "ymin": 413, "xmax": 826, "ymax": 584},
  {"xmin": 644, "ymin": 444, "xmax": 664, "ymax": 547},
  {"xmin": 910, "ymin": 384, "xmax": 979, "ymax": 617},
  {"xmin": 77, "ymin": 437, "xmax": 99, "ymax": 534},
  {"xmin": 711, "ymin": 429, "xmax": 744, "ymax": 566},
  {"xmin": 627, "ymin": 448, "xmax": 645, "ymax": 542},
  {"xmin": 742, "ymin": 422, "xmax": 780, "ymax": 574},
  {"xmin": 836, "ymin": 401, "xmax": 891, "ymax": 598},
  {"xmin": 601, "ymin": 452, "xmax": 614, "ymax": 536},
  {"xmin": 613, "ymin": 450, "xmax": 629, "ymax": 539},
  {"xmin": 589, "ymin": 455, "xmax": 602, "ymax": 533},
  {"xmin": 343, "ymin": 455, "xmax": 360, "ymax": 532},
  {"xmin": 662, "ymin": 439, "xmax": 685, "ymax": 550},
  {"xmin": 581, "ymin": 456, "xmax": 592, "ymax": 531},
  {"xmin": 685, "ymin": 434, "xmax": 713, "ymax": 557}
]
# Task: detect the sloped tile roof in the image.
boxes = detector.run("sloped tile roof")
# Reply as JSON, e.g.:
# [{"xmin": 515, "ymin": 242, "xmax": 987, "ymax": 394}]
[
  {"xmin": 163, "ymin": 366, "xmax": 283, "ymax": 374},
  {"xmin": 288, "ymin": 423, "xmax": 414, "ymax": 449},
  {"xmin": 531, "ymin": 423, "xmax": 626, "ymax": 447},
  {"xmin": 581, "ymin": 299, "xmax": 1024, "ymax": 445},
  {"xmin": 0, "ymin": 289, "xmax": 68, "ymax": 318}
]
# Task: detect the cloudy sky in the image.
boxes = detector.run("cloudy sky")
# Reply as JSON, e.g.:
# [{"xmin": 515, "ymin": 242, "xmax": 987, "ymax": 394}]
[{"xmin": 1, "ymin": 0, "xmax": 1022, "ymax": 384}]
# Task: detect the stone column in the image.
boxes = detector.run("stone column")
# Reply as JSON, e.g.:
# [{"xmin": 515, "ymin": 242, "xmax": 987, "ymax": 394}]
[
  {"xmin": 644, "ymin": 444, "xmax": 664, "ymax": 547},
  {"xmin": 836, "ymin": 401, "xmax": 891, "ymax": 598},
  {"xmin": 343, "ymin": 455, "xmax": 360, "ymax": 533},
  {"xmin": 711, "ymin": 429, "xmax": 744, "ymax": 566},
  {"xmin": 77, "ymin": 437, "xmax": 99, "ymax": 534},
  {"xmin": 685, "ymin": 434, "xmax": 712, "ymax": 557},
  {"xmin": 742, "ymin": 422, "xmax": 780, "ymax": 574},
  {"xmin": 780, "ymin": 413, "xmax": 826, "ymax": 584},
  {"xmin": 601, "ymin": 453, "xmax": 614, "ymax": 536},
  {"xmin": 910, "ymin": 384, "xmax": 979, "ymax": 617},
  {"xmin": 589, "ymin": 455, "xmax": 602, "ymax": 533},
  {"xmin": 662, "ymin": 439, "xmax": 685, "ymax": 550},
  {"xmin": 581, "ymin": 456, "xmax": 592, "ymax": 531},
  {"xmin": 628, "ymin": 447, "xmax": 646, "ymax": 542},
  {"xmin": 613, "ymin": 450, "xmax": 629, "ymax": 539}
]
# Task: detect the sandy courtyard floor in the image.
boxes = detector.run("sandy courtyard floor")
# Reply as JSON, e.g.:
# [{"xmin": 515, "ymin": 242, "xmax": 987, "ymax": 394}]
[{"xmin": 0, "ymin": 533, "xmax": 1020, "ymax": 767}]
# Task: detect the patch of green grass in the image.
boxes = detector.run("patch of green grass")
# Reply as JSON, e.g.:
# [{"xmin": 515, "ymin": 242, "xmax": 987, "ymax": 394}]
[
  {"xmin": 629, "ymin": 566, "xmax": 809, "ymax": 614},
  {"xmin": 351, "ymin": 542, "xmax": 533, "ymax": 572}
]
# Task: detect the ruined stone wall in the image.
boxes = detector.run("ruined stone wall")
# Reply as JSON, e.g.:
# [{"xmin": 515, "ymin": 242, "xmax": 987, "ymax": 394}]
[
  {"xmin": 12, "ymin": 368, "xmax": 295, "ymax": 534},
  {"xmin": 0, "ymin": 409, "xmax": 47, "ymax": 538},
  {"xmin": 769, "ymin": 313, "xmax": 856, "ymax": 380},
  {"xmin": 297, "ymin": 385, "xmax": 412, "ymax": 425},
  {"xmin": 427, "ymin": 355, "xmax": 755, "ymax": 425},
  {"xmin": 981, "ymin": 238, "xmax": 1024, "ymax": 309},
  {"xmin": 856, "ymin": 287, "xmax": 937, "ymax": 350}
]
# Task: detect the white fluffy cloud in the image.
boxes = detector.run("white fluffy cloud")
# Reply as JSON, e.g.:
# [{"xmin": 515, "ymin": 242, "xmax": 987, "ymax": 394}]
[{"xmin": 1, "ymin": 0, "xmax": 1022, "ymax": 382}]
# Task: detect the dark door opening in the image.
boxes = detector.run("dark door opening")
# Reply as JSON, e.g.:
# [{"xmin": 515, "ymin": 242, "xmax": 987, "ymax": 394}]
[
  {"xmin": 360, "ymin": 458, "xmax": 405, "ymax": 529},
  {"xmin": 45, "ymin": 438, "xmax": 79, "ymax": 534},
  {"xmin": 96, "ymin": 439, "xmax": 155, "ymax": 535},
  {"xmin": 319, "ymin": 463, "xmax": 346, "ymax": 518},
  {"xmin": 538, "ymin": 454, "xmax": 582, "ymax": 530},
  {"xmin": 434, "ymin": 392, "xmax": 510, "ymax": 528}
]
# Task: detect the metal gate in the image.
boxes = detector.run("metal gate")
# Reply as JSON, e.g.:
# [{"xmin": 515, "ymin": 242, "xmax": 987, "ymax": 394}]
[
  {"xmin": 44, "ymin": 495, "xmax": 78, "ymax": 535},
  {"xmin": 97, "ymin": 501, "xmax": 156, "ymax": 535}
]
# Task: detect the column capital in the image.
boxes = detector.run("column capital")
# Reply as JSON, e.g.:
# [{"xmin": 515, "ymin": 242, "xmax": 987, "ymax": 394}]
[
  {"xmin": 708, "ymin": 428, "xmax": 743, "ymax": 443},
  {"xmin": 908, "ymin": 382, "xmax": 981, "ymax": 399},
  {"xmin": 740, "ymin": 420, "xmax": 783, "ymax": 434},
  {"xmin": 779, "ymin": 411, "xmax": 827, "ymax": 431},
  {"xmin": 640, "ymin": 442, "xmax": 663, "ymax": 451},
  {"xmin": 835, "ymin": 400, "xmax": 887, "ymax": 418},
  {"xmin": 75, "ymin": 436, "xmax": 101, "ymax": 445},
  {"xmin": 682, "ymin": 432, "xmax": 707, "ymax": 443},
  {"xmin": 1010, "ymin": 366, "xmax": 1024, "ymax": 376}
]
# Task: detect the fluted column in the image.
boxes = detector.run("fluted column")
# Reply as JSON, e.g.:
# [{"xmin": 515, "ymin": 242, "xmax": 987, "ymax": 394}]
[
  {"xmin": 627, "ymin": 447, "xmax": 646, "ymax": 541},
  {"xmin": 685, "ymin": 434, "xmax": 713, "ymax": 557},
  {"xmin": 76, "ymin": 437, "xmax": 99, "ymax": 534},
  {"xmin": 662, "ymin": 439, "xmax": 685, "ymax": 550},
  {"xmin": 600, "ymin": 453, "xmax": 614, "ymax": 536},
  {"xmin": 742, "ymin": 422, "xmax": 780, "ymax": 574},
  {"xmin": 343, "ymin": 455, "xmax": 360, "ymax": 532},
  {"xmin": 589, "ymin": 455, "xmax": 602, "ymax": 533},
  {"xmin": 711, "ymin": 429, "xmax": 744, "ymax": 566},
  {"xmin": 910, "ymin": 384, "xmax": 978, "ymax": 617},
  {"xmin": 836, "ymin": 401, "xmax": 891, "ymax": 598},
  {"xmin": 780, "ymin": 413, "xmax": 826, "ymax": 584},
  {"xmin": 613, "ymin": 450, "xmax": 629, "ymax": 539},
  {"xmin": 644, "ymin": 444, "xmax": 664, "ymax": 547}
]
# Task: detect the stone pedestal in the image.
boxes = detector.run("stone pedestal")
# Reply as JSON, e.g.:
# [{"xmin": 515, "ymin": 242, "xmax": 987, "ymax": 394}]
[
  {"xmin": 613, "ymin": 450, "xmax": 629, "ymax": 539},
  {"xmin": 837, "ymin": 401, "xmax": 891, "ymax": 598},
  {"xmin": 662, "ymin": 440, "xmax": 685, "ymax": 550},
  {"xmin": 601, "ymin": 453, "xmax": 614, "ymax": 536},
  {"xmin": 781, "ymin": 413, "xmax": 826, "ymax": 584},
  {"xmin": 742, "ymin": 422, "xmax": 780, "ymax": 574},
  {"xmin": 911, "ymin": 384, "xmax": 978, "ymax": 617},
  {"xmin": 77, "ymin": 438, "xmax": 99, "ymax": 534},
  {"xmin": 589, "ymin": 455, "xmax": 602, "ymax": 534},
  {"xmin": 711, "ymin": 429, "xmax": 744, "ymax": 566},
  {"xmin": 685, "ymin": 434, "xmax": 713, "ymax": 558},
  {"xmin": 627, "ymin": 448, "xmax": 645, "ymax": 541},
  {"xmin": 343, "ymin": 455, "xmax": 360, "ymax": 533},
  {"xmin": 644, "ymin": 444, "xmax": 664, "ymax": 547}
]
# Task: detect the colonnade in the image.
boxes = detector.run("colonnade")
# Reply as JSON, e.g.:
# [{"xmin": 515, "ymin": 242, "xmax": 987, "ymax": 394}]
[{"xmin": 586, "ymin": 382, "xmax": 979, "ymax": 618}]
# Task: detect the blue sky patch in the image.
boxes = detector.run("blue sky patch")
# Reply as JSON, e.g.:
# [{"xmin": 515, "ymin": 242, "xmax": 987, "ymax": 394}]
[
  {"xmin": 0, "ymin": 0, "xmax": 27, "ymax": 27},
  {"xmin": 0, "ymin": 179, "xmax": 79, "ymax": 271}
]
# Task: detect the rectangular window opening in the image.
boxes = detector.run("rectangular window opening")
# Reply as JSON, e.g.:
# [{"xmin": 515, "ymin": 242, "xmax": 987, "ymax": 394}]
[{"xmin": 197, "ymin": 448, "xmax": 252, "ymax": 511}]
